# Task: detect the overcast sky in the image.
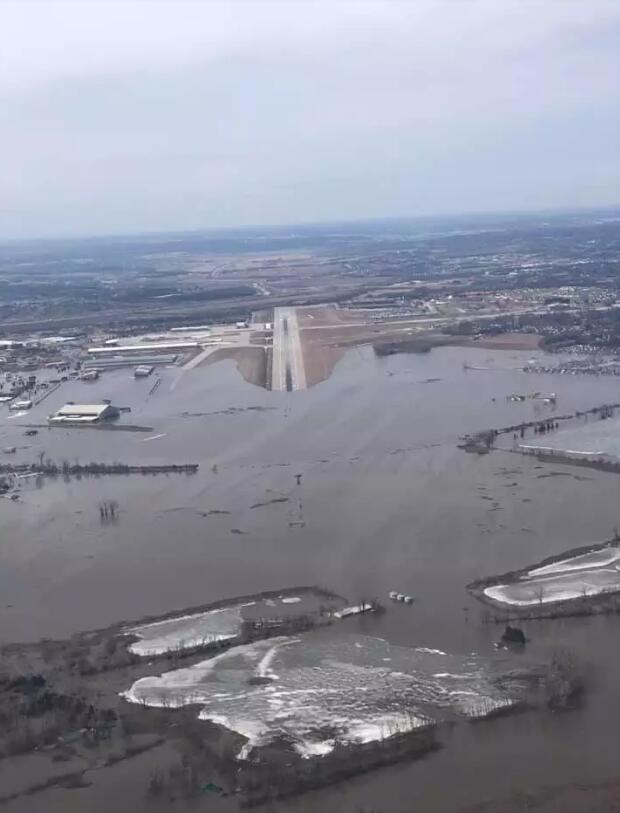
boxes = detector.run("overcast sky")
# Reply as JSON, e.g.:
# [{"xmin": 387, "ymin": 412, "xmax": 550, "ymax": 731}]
[{"xmin": 1, "ymin": 0, "xmax": 619, "ymax": 238}]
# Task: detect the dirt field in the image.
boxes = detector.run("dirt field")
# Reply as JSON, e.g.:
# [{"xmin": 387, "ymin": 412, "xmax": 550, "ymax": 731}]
[
  {"xmin": 371, "ymin": 331, "xmax": 542, "ymax": 355},
  {"xmin": 301, "ymin": 330, "xmax": 346, "ymax": 388},
  {"xmin": 296, "ymin": 304, "xmax": 368, "ymax": 328},
  {"xmin": 466, "ymin": 332, "xmax": 542, "ymax": 350}
]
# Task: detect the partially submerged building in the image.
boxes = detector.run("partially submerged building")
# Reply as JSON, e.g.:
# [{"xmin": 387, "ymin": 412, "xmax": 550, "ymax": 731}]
[
  {"xmin": 134, "ymin": 365, "xmax": 154, "ymax": 378},
  {"xmin": 9, "ymin": 399, "xmax": 32, "ymax": 411},
  {"xmin": 48, "ymin": 403, "xmax": 120, "ymax": 425}
]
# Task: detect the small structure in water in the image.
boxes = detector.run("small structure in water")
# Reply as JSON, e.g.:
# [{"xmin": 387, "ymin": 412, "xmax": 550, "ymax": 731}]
[
  {"xmin": 499, "ymin": 625, "xmax": 526, "ymax": 647},
  {"xmin": 48, "ymin": 402, "xmax": 120, "ymax": 425},
  {"xmin": 134, "ymin": 365, "xmax": 154, "ymax": 378},
  {"xmin": 10, "ymin": 399, "xmax": 32, "ymax": 411},
  {"xmin": 389, "ymin": 592, "xmax": 413, "ymax": 604}
]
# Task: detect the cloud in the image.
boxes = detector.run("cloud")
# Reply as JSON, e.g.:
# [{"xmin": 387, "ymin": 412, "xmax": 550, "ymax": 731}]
[{"xmin": 1, "ymin": 0, "xmax": 619, "ymax": 237}]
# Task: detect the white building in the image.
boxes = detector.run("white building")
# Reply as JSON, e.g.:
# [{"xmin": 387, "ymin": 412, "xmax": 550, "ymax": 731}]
[
  {"xmin": 48, "ymin": 403, "xmax": 120, "ymax": 425},
  {"xmin": 87, "ymin": 341, "xmax": 198, "ymax": 355},
  {"xmin": 9, "ymin": 399, "xmax": 32, "ymax": 411},
  {"xmin": 134, "ymin": 365, "xmax": 154, "ymax": 378}
]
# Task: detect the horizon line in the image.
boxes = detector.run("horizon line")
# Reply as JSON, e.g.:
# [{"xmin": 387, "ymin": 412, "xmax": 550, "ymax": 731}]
[{"xmin": 1, "ymin": 202, "xmax": 619, "ymax": 246}]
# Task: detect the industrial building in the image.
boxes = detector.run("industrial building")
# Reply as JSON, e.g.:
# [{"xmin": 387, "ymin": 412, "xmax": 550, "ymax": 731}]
[
  {"xmin": 134, "ymin": 365, "xmax": 154, "ymax": 378},
  {"xmin": 82, "ymin": 354, "xmax": 178, "ymax": 370},
  {"xmin": 9, "ymin": 399, "xmax": 32, "ymax": 411},
  {"xmin": 48, "ymin": 403, "xmax": 120, "ymax": 425},
  {"xmin": 87, "ymin": 341, "xmax": 198, "ymax": 355}
]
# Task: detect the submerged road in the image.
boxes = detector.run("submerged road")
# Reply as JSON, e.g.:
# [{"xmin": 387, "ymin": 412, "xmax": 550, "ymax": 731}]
[{"xmin": 271, "ymin": 307, "xmax": 307, "ymax": 391}]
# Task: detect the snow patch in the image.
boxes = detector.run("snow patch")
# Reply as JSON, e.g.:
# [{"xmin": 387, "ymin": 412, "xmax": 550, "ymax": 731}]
[
  {"xmin": 332, "ymin": 603, "xmax": 373, "ymax": 619},
  {"xmin": 123, "ymin": 634, "xmax": 513, "ymax": 760},
  {"xmin": 125, "ymin": 604, "xmax": 246, "ymax": 656}
]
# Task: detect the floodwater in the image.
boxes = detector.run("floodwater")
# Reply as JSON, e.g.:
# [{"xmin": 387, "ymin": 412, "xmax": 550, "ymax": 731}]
[{"xmin": 3, "ymin": 346, "xmax": 620, "ymax": 810}]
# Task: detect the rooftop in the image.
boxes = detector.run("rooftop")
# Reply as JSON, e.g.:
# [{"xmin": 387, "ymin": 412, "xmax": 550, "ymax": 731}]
[
  {"xmin": 55, "ymin": 403, "xmax": 112, "ymax": 416},
  {"xmin": 87, "ymin": 341, "xmax": 198, "ymax": 354}
]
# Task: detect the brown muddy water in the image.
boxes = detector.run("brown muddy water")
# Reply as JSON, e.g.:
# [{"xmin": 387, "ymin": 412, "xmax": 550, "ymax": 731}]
[{"xmin": 2, "ymin": 346, "xmax": 620, "ymax": 811}]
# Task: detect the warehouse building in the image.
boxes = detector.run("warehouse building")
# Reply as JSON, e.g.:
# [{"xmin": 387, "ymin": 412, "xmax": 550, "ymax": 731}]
[
  {"xmin": 82, "ymin": 354, "xmax": 178, "ymax": 370},
  {"xmin": 83, "ymin": 354, "xmax": 177, "ymax": 368},
  {"xmin": 87, "ymin": 341, "xmax": 198, "ymax": 355},
  {"xmin": 48, "ymin": 403, "xmax": 120, "ymax": 425},
  {"xmin": 134, "ymin": 365, "xmax": 154, "ymax": 378}
]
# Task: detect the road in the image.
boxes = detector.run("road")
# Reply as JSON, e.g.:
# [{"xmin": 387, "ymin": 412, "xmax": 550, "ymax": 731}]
[{"xmin": 271, "ymin": 307, "xmax": 307, "ymax": 391}]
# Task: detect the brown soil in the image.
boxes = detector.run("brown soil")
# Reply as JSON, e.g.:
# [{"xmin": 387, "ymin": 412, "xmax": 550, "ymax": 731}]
[
  {"xmin": 464, "ymin": 332, "xmax": 542, "ymax": 350},
  {"xmin": 296, "ymin": 304, "xmax": 366, "ymax": 328},
  {"xmin": 373, "ymin": 332, "xmax": 542, "ymax": 354},
  {"xmin": 301, "ymin": 329, "xmax": 346, "ymax": 388},
  {"xmin": 200, "ymin": 347, "xmax": 268, "ymax": 388}
]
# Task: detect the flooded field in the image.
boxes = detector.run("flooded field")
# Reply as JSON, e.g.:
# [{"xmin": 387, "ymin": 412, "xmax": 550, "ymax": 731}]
[
  {"xmin": 123, "ymin": 630, "xmax": 518, "ymax": 760},
  {"xmin": 4, "ymin": 345, "xmax": 620, "ymax": 810},
  {"xmin": 522, "ymin": 413, "xmax": 620, "ymax": 459},
  {"xmin": 484, "ymin": 566, "xmax": 620, "ymax": 606}
]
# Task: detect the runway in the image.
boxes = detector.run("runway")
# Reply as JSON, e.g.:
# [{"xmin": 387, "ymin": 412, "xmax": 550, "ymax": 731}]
[{"xmin": 271, "ymin": 307, "xmax": 307, "ymax": 391}]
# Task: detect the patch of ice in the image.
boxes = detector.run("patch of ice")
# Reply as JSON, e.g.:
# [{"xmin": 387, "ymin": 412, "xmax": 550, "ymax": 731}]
[
  {"xmin": 433, "ymin": 672, "xmax": 474, "ymax": 679},
  {"xmin": 256, "ymin": 639, "xmax": 297, "ymax": 679},
  {"xmin": 281, "ymin": 597, "xmax": 301, "ymax": 604},
  {"xmin": 123, "ymin": 634, "xmax": 515, "ymax": 760},
  {"xmin": 454, "ymin": 695, "xmax": 515, "ymax": 718},
  {"xmin": 207, "ymin": 714, "xmax": 271, "ymax": 760},
  {"xmin": 345, "ymin": 712, "xmax": 428, "ymax": 744},
  {"xmin": 125, "ymin": 604, "xmax": 246, "ymax": 656},
  {"xmin": 332, "ymin": 603, "xmax": 373, "ymax": 619},
  {"xmin": 526, "ymin": 547, "xmax": 620, "ymax": 577},
  {"xmin": 294, "ymin": 739, "xmax": 336, "ymax": 758},
  {"xmin": 484, "ymin": 568, "xmax": 620, "ymax": 606}
]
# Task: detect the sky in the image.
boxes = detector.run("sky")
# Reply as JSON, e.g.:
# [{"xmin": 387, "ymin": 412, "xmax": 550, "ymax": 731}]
[{"xmin": 1, "ymin": 0, "xmax": 619, "ymax": 239}]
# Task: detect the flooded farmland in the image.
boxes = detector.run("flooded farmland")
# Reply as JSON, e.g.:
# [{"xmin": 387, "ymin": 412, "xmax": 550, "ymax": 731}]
[
  {"xmin": 123, "ymin": 632, "xmax": 519, "ymax": 758},
  {"xmin": 4, "ymin": 345, "xmax": 620, "ymax": 811}
]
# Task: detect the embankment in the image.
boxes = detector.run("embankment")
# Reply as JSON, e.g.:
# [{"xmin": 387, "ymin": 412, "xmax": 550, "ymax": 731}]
[{"xmin": 200, "ymin": 346, "xmax": 268, "ymax": 388}]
